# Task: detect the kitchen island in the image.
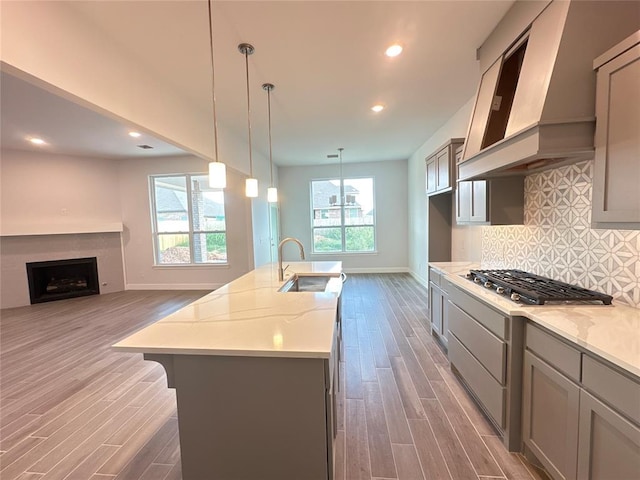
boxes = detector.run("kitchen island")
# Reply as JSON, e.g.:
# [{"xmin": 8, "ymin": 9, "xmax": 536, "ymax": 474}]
[{"xmin": 113, "ymin": 261, "xmax": 343, "ymax": 480}]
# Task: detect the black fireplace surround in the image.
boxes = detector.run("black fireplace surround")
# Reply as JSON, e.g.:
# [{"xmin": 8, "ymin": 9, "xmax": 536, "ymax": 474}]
[{"xmin": 26, "ymin": 257, "xmax": 100, "ymax": 304}]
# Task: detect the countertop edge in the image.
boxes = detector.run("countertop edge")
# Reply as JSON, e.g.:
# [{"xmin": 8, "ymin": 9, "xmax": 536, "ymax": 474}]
[{"xmin": 429, "ymin": 262, "xmax": 640, "ymax": 380}]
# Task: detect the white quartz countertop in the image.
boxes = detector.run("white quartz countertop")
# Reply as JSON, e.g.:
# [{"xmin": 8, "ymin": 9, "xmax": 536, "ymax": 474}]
[
  {"xmin": 113, "ymin": 262, "xmax": 342, "ymax": 359},
  {"xmin": 429, "ymin": 262, "xmax": 640, "ymax": 378}
]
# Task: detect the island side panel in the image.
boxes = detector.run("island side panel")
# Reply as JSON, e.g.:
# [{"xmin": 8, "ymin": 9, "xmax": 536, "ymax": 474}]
[{"xmin": 168, "ymin": 354, "xmax": 329, "ymax": 480}]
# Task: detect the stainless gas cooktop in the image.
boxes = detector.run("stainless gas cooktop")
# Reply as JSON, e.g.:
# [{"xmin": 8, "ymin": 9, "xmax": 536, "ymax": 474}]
[{"xmin": 466, "ymin": 269, "xmax": 613, "ymax": 305}]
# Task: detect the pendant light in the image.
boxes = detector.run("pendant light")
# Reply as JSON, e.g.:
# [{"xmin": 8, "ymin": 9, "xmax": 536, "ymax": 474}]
[
  {"xmin": 206, "ymin": 0, "xmax": 226, "ymax": 189},
  {"xmin": 239, "ymin": 43, "xmax": 258, "ymax": 198},
  {"xmin": 262, "ymin": 83, "xmax": 278, "ymax": 203}
]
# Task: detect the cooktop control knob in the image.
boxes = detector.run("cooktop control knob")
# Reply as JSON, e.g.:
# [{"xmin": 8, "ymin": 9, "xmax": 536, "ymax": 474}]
[
  {"xmin": 496, "ymin": 286, "xmax": 505, "ymax": 294},
  {"xmin": 484, "ymin": 281, "xmax": 492, "ymax": 289},
  {"xmin": 474, "ymin": 277, "xmax": 482, "ymax": 284},
  {"xmin": 465, "ymin": 273, "xmax": 472, "ymax": 279},
  {"xmin": 511, "ymin": 292, "xmax": 521, "ymax": 302}
]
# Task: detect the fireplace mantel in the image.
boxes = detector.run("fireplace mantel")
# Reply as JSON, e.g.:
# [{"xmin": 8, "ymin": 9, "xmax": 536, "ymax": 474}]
[{"xmin": 0, "ymin": 222, "xmax": 124, "ymax": 237}]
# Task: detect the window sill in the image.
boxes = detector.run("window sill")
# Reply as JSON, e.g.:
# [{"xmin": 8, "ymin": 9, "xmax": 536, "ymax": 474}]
[
  {"xmin": 311, "ymin": 251, "xmax": 378, "ymax": 256},
  {"xmin": 152, "ymin": 263, "xmax": 230, "ymax": 269}
]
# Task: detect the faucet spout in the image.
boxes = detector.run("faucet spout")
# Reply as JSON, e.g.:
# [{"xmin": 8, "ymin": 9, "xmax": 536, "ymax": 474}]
[{"xmin": 278, "ymin": 237, "xmax": 305, "ymax": 281}]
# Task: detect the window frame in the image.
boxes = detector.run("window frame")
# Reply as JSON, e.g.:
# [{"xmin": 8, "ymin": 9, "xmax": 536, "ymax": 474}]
[
  {"xmin": 310, "ymin": 176, "xmax": 377, "ymax": 254},
  {"xmin": 149, "ymin": 173, "xmax": 228, "ymax": 266}
]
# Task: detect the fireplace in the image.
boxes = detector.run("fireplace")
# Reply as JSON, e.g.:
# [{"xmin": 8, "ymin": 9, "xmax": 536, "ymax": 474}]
[{"xmin": 26, "ymin": 257, "xmax": 100, "ymax": 304}]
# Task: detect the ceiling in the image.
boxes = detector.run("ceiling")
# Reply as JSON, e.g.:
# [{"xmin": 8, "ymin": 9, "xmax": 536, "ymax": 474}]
[{"xmin": 1, "ymin": 1, "xmax": 514, "ymax": 166}]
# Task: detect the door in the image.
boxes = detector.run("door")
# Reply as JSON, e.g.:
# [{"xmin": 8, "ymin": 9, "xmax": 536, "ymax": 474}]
[
  {"xmin": 426, "ymin": 155, "xmax": 437, "ymax": 193},
  {"xmin": 269, "ymin": 203, "xmax": 280, "ymax": 263}
]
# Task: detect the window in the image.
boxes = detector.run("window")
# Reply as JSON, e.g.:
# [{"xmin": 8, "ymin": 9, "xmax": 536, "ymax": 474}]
[
  {"xmin": 150, "ymin": 174, "xmax": 227, "ymax": 265},
  {"xmin": 311, "ymin": 178, "xmax": 375, "ymax": 253}
]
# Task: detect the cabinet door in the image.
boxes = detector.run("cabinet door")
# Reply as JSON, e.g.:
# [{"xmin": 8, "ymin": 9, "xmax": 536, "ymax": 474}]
[
  {"xmin": 470, "ymin": 180, "xmax": 488, "ymax": 222},
  {"xmin": 577, "ymin": 389, "xmax": 640, "ymax": 480},
  {"xmin": 436, "ymin": 147, "xmax": 450, "ymax": 191},
  {"xmin": 457, "ymin": 181, "xmax": 472, "ymax": 222},
  {"xmin": 426, "ymin": 156, "xmax": 437, "ymax": 194},
  {"xmin": 429, "ymin": 283, "xmax": 443, "ymax": 335},
  {"xmin": 592, "ymin": 44, "xmax": 640, "ymax": 226},
  {"xmin": 522, "ymin": 350, "xmax": 580, "ymax": 480}
]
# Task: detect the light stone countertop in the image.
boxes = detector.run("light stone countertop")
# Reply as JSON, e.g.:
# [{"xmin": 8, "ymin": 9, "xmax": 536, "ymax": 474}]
[
  {"xmin": 113, "ymin": 262, "xmax": 342, "ymax": 359},
  {"xmin": 429, "ymin": 262, "xmax": 640, "ymax": 378}
]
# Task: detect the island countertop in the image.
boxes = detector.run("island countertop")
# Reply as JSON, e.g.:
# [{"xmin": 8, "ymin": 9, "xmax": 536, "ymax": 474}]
[
  {"xmin": 113, "ymin": 261, "xmax": 342, "ymax": 359},
  {"xmin": 429, "ymin": 262, "xmax": 640, "ymax": 378}
]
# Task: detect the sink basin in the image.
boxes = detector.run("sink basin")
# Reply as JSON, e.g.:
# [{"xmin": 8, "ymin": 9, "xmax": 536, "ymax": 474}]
[{"xmin": 278, "ymin": 274, "xmax": 338, "ymax": 293}]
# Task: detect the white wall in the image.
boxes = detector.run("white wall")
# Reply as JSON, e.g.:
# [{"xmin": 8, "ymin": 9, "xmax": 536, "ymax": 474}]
[
  {"xmin": 278, "ymin": 160, "xmax": 408, "ymax": 272},
  {"xmin": 118, "ymin": 155, "xmax": 257, "ymax": 289},
  {"xmin": 0, "ymin": 149, "xmax": 122, "ymax": 232},
  {"xmin": 407, "ymin": 98, "xmax": 481, "ymax": 284}
]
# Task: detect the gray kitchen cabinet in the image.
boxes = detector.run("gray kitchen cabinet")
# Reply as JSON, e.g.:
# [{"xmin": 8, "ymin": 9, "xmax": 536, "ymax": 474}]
[
  {"xmin": 443, "ymin": 280, "xmax": 524, "ymax": 451},
  {"xmin": 456, "ymin": 177, "xmax": 525, "ymax": 225},
  {"xmin": 455, "ymin": 146, "xmax": 525, "ymax": 225},
  {"xmin": 426, "ymin": 138, "xmax": 464, "ymax": 195},
  {"xmin": 522, "ymin": 349, "xmax": 580, "ymax": 480},
  {"xmin": 523, "ymin": 322, "xmax": 640, "ymax": 480},
  {"xmin": 145, "ymin": 323, "xmax": 340, "ymax": 480},
  {"xmin": 577, "ymin": 390, "xmax": 640, "ymax": 480},
  {"xmin": 428, "ymin": 267, "xmax": 448, "ymax": 347},
  {"xmin": 592, "ymin": 31, "xmax": 640, "ymax": 229}
]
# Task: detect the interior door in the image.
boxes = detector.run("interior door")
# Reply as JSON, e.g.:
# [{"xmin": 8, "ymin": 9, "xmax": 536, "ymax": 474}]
[{"xmin": 269, "ymin": 203, "xmax": 280, "ymax": 263}]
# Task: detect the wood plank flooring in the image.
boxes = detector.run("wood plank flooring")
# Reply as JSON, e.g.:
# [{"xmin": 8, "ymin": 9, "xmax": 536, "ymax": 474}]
[{"xmin": 0, "ymin": 275, "xmax": 546, "ymax": 479}]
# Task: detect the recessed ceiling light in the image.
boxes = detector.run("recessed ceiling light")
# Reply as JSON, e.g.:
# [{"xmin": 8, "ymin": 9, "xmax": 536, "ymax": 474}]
[
  {"xmin": 129, "ymin": 131, "xmax": 141, "ymax": 138},
  {"xmin": 29, "ymin": 138, "xmax": 46, "ymax": 145},
  {"xmin": 371, "ymin": 104, "xmax": 384, "ymax": 113},
  {"xmin": 385, "ymin": 44, "xmax": 403, "ymax": 57}
]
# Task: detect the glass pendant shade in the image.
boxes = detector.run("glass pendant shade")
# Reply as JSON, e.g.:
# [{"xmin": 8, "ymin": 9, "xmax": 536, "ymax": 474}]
[
  {"xmin": 267, "ymin": 187, "xmax": 278, "ymax": 203},
  {"xmin": 208, "ymin": 161, "xmax": 226, "ymax": 189},
  {"xmin": 245, "ymin": 177, "xmax": 258, "ymax": 197}
]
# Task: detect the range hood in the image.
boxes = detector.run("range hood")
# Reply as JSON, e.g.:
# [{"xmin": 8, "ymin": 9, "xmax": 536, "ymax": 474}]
[{"xmin": 459, "ymin": 0, "xmax": 640, "ymax": 181}]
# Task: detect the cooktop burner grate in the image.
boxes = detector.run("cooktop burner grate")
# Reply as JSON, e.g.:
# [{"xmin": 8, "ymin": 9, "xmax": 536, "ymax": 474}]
[{"xmin": 468, "ymin": 269, "xmax": 613, "ymax": 305}]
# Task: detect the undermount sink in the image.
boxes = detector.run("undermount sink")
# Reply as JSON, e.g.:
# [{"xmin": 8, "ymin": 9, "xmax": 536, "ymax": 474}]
[{"xmin": 278, "ymin": 274, "xmax": 339, "ymax": 293}]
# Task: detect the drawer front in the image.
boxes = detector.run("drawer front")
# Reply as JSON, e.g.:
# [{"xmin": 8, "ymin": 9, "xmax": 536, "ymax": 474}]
[
  {"xmin": 429, "ymin": 267, "xmax": 442, "ymax": 287},
  {"xmin": 449, "ymin": 302, "xmax": 506, "ymax": 384},
  {"xmin": 526, "ymin": 323, "xmax": 581, "ymax": 383},
  {"xmin": 446, "ymin": 283, "xmax": 507, "ymax": 339},
  {"xmin": 449, "ymin": 333, "xmax": 506, "ymax": 428},
  {"xmin": 582, "ymin": 355, "xmax": 640, "ymax": 424}
]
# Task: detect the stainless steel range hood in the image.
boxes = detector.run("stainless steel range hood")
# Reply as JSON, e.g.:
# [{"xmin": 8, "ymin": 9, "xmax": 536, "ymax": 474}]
[{"xmin": 459, "ymin": 0, "xmax": 640, "ymax": 181}]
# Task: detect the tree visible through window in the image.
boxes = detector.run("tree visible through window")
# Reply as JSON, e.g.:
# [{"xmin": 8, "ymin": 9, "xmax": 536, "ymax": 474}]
[
  {"xmin": 150, "ymin": 174, "xmax": 227, "ymax": 264},
  {"xmin": 311, "ymin": 178, "xmax": 375, "ymax": 253}
]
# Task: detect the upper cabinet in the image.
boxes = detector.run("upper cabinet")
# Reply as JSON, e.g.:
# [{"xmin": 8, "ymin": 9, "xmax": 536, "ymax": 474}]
[
  {"xmin": 592, "ymin": 31, "xmax": 640, "ymax": 229},
  {"xmin": 455, "ymin": 147, "xmax": 525, "ymax": 225},
  {"xmin": 459, "ymin": 0, "xmax": 640, "ymax": 181},
  {"xmin": 426, "ymin": 138, "xmax": 464, "ymax": 196}
]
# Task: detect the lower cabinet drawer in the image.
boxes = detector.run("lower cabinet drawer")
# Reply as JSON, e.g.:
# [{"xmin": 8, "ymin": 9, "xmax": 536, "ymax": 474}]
[
  {"xmin": 448, "ymin": 302, "xmax": 506, "ymax": 384},
  {"xmin": 449, "ymin": 333, "xmax": 506, "ymax": 428}
]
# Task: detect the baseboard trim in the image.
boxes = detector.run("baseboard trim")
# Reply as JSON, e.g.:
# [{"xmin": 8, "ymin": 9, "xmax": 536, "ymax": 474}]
[
  {"xmin": 125, "ymin": 283, "xmax": 220, "ymax": 291},
  {"xmin": 343, "ymin": 267, "xmax": 410, "ymax": 274},
  {"xmin": 409, "ymin": 270, "xmax": 428, "ymax": 287}
]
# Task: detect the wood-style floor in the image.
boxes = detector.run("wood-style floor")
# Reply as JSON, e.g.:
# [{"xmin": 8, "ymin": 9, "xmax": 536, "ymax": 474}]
[{"xmin": 0, "ymin": 274, "xmax": 545, "ymax": 480}]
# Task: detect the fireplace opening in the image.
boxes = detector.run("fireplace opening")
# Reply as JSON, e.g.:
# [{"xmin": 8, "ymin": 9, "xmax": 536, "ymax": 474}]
[{"xmin": 26, "ymin": 257, "xmax": 99, "ymax": 304}]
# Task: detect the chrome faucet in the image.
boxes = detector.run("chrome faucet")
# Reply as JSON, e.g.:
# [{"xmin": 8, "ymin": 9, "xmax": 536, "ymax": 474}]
[{"xmin": 278, "ymin": 237, "xmax": 305, "ymax": 281}]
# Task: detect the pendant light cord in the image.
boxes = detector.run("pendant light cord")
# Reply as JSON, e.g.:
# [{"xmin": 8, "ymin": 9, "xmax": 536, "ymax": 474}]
[
  {"xmin": 244, "ymin": 48, "xmax": 253, "ymax": 176},
  {"xmin": 267, "ymin": 86, "xmax": 274, "ymax": 185},
  {"xmin": 207, "ymin": 0, "xmax": 219, "ymax": 163}
]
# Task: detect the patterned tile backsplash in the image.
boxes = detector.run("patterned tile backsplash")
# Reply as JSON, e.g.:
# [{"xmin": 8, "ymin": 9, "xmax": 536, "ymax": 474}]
[{"xmin": 482, "ymin": 160, "xmax": 639, "ymax": 308}]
